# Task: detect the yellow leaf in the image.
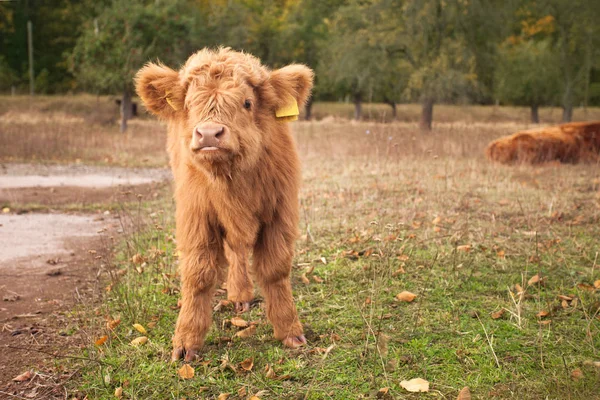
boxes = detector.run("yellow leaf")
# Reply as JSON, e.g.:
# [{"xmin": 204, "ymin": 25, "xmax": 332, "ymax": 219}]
[
  {"xmin": 130, "ymin": 336, "xmax": 148, "ymax": 346},
  {"xmin": 527, "ymin": 274, "xmax": 540, "ymax": 286},
  {"xmin": 133, "ymin": 323, "xmax": 147, "ymax": 334},
  {"xmin": 457, "ymin": 245, "xmax": 471, "ymax": 252},
  {"xmin": 395, "ymin": 291, "xmax": 417, "ymax": 302},
  {"xmin": 217, "ymin": 393, "xmax": 230, "ymax": 400},
  {"xmin": 240, "ymin": 358, "xmax": 254, "ymax": 371},
  {"xmin": 115, "ymin": 387, "xmax": 123, "ymax": 398},
  {"xmin": 456, "ymin": 386, "xmax": 471, "ymax": 400},
  {"xmin": 95, "ymin": 335, "xmax": 108, "ymax": 346},
  {"xmin": 594, "ymin": 280, "xmax": 600, "ymax": 289},
  {"xmin": 235, "ymin": 325, "xmax": 256, "ymax": 338},
  {"xmin": 400, "ymin": 377, "xmax": 429, "ymax": 392},
  {"xmin": 231, "ymin": 317, "xmax": 248, "ymax": 328},
  {"xmin": 178, "ymin": 364, "xmax": 195, "ymax": 379},
  {"xmin": 2, "ymin": 207, "xmax": 10, "ymax": 214},
  {"xmin": 301, "ymin": 273, "xmax": 310, "ymax": 285},
  {"xmin": 432, "ymin": 216, "xmax": 441, "ymax": 225}
]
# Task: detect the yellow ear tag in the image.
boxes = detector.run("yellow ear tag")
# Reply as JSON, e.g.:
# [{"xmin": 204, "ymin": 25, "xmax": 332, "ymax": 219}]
[
  {"xmin": 275, "ymin": 94, "xmax": 299, "ymax": 122},
  {"xmin": 164, "ymin": 91, "xmax": 180, "ymax": 111}
]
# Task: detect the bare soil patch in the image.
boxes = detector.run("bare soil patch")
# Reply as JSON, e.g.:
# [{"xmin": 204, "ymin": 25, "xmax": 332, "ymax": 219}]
[{"xmin": 0, "ymin": 163, "xmax": 170, "ymax": 396}]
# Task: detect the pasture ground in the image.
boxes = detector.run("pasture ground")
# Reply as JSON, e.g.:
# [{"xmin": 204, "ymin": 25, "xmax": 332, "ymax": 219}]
[{"xmin": 1, "ymin": 96, "xmax": 599, "ymax": 399}]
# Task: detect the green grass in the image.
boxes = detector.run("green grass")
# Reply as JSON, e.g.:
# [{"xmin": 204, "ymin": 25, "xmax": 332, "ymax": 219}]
[{"xmin": 74, "ymin": 120, "xmax": 600, "ymax": 399}]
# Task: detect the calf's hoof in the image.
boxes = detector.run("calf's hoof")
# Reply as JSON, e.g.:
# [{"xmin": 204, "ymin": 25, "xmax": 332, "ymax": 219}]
[
  {"xmin": 282, "ymin": 334, "xmax": 307, "ymax": 349},
  {"xmin": 171, "ymin": 346, "xmax": 198, "ymax": 362},
  {"xmin": 235, "ymin": 301, "xmax": 251, "ymax": 313}
]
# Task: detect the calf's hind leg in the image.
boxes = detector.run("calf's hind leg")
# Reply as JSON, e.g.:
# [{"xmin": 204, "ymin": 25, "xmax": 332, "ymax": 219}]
[
  {"xmin": 225, "ymin": 243, "xmax": 254, "ymax": 313},
  {"xmin": 253, "ymin": 221, "xmax": 305, "ymax": 348}
]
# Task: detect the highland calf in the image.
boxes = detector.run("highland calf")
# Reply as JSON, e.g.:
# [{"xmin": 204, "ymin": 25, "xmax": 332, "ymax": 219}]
[
  {"xmin": 486, "ymin": 121, "xmax": 600, "ymax": 164},
  {"xmin": 135, "ymin": 48, "xmax": 313, "ymax": 361}
]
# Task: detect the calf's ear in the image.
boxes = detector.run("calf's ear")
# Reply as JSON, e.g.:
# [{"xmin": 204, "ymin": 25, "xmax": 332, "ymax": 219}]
[
  {"xmin": 135, "ymin": 62, "xmax": 184, "ymax": 118},
  {"xmin": 267, "ymin": 64, "xmax": 314, "ymax": 116}
]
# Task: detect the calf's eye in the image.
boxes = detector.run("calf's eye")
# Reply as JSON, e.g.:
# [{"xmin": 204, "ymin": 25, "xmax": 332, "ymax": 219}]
[{"xmin": 243, "ymin": 99, "xmax": 252, "ymax": 110}]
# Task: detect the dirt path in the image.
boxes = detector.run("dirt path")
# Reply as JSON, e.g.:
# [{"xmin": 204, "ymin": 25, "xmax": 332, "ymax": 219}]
[{"xmin": 0, "ymin": 163, "xmax": 170, "ymax": 397}]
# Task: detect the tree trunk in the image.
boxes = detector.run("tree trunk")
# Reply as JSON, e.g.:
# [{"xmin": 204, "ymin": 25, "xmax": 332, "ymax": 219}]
[
  {"xmin": 419, "ymin": 98, "xmax": 434, "ymax": 131},
  {"xmin": 530, "ymin": 104, "xmax": 539, "ymax": 124},
  {"xmin": 353, "ymin": 93, "xmax": 362, "ymax": 120},
  {"xmin": 562, "ymin": 104, "xmax": 573, "ymax": 123},
  {"xmin": 120, "ymin": 89, "xmax": 132, "ymax": 133},
  {"xmin": 304, "ymin": 96, "xmax": 313, "ymax": 121},
  {"xmin": 384, "ymin": 99, "xmax": 397, "ymax": 120}
]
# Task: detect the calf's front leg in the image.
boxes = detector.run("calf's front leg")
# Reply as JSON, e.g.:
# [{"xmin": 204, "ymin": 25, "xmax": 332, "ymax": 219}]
[
  {"xmin": 225, "ymin": 243, "xmax": 254, "ymax": 313},
  {"xmin": 171, "ymin": 251, "xmax": 219, "ymax": 361}
]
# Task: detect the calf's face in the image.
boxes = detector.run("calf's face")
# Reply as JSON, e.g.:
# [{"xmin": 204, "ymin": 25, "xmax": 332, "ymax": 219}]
[{"xmin": 135, "ymin": 48, "xmax": 313, "ymax": 173}]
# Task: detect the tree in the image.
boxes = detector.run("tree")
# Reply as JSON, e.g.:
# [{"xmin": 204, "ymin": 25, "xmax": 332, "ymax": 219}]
[
  {"xmin": 495, "ymin": 38, "xmax": 560, "ymax": 123},
  {"xmin": 398, "ymin": 0, "xmax": 479, "ymax": 130},
  {"xmin": 70, "ymin": 0, "xmax": 192, "ymax": 132}
]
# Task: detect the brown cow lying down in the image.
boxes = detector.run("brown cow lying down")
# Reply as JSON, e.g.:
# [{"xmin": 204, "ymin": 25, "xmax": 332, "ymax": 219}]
[
  {"xmin": 135, "ymin": 48, "xmax": 313, "ymax": 361},
  {"xmin": 486, "ymin": 121, "xmax": 600, "ymax": 164}
]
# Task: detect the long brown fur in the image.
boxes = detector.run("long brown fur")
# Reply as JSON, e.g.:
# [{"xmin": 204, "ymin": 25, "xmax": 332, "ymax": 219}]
[
  {"xmin": 135, "ymin": 48, "xmax": 313, "ymax": 361},
  {"xmin": 486, "ymin": 121, "xmax": 600, "ymax": 164}
]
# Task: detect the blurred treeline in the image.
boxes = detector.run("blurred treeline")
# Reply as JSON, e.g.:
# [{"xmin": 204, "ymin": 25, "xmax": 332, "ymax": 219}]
[{"xmin": 1, "ymin": 0, "xmax": 599, "ymax": 129}]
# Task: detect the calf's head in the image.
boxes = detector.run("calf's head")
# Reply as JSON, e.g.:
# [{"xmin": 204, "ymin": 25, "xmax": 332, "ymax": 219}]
[{"xmin": 135, "ymin": 48, "xmax": 313, "ymax": 173}]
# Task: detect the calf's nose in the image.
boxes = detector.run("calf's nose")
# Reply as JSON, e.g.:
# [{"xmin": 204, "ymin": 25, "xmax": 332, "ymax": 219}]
[{"xmin": 193, "ymin": 123, "xmax": 229, "ymax": 149}]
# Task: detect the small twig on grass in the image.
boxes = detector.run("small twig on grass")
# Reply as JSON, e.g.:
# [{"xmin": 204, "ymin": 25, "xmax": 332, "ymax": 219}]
[
  {"xmin": 0, "ymin": 390, "xmax": 29, "ymax": 400},
  {"xmin": 476, "ymin": 314, "xmax": 500, "ymax": 368}
]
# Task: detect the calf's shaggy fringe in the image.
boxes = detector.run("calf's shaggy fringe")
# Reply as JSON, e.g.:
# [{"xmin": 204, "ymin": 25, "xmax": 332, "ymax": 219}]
[
  {"xmin": 486, "ymin": 121, "xmax": 600, "ymax": 164},
  {"xmin": 135, "ymin": 48, "xmax": 313, "ymax": 361}
]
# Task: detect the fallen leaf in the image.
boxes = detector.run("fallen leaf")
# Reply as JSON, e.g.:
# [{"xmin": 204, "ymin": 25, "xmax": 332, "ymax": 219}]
[
  {"xmin": 130, "ymin": 336, "xmax": 148, "ymax": 346},
  {"xmin": 231, "ymin": 317, "xmax": 248, "ymax": 328},
  {"xmin": 115, "ymin": 387, "xmax": 123, "ymax": 398},
  {"xmin": 265, "ymin": 364, "xmax": 276, "ymax": 379},
  {"xmin": 95, "ymin": 335, "xmax": 108, "ymax": 346},
  {"xmin": 213, "ymin": 299, "xmax": 231, "ymax": 312},
  {"xmin": 107, "ymin": 318, "xmax": 121, "ymax": 330},
  {"xmin": 527, "ymin": 274, "xmax": 540, "ymax": 286},
  {"xmin": 238, "ymin": 387, "xmax": 247, "ymax": 397},
  {"xmin": 432, "ymin": 216, "xmax": 441, "ymax": 225},
  {"xmin": 320, "ymin": 257, "xmax": 327, "ymax": 264},
  {"xmin": 131, "ymin": 254, "xmax": 144, "ymax": 264},
  {"xmin": 491, "ymin": 309, "xmax": 505, "ymax": 319},
  {"xmin": 377, "ymin": 334, "xmax": 389, "ymax": 357},
  {"xmin": 456, "ymin": 386, "xmax": 471, "ymax": 400},
  {"xmin": 2, "ymin": 207, "xmax": 10, "ymax": 214},
  {"xmin": 557, "ymin": 295, "xmax": 573, "ymax": 301},
  {"xmin": 12, "ymin": 370, "xmax": 33, "ymax": 382},
  {"xmin": 583, "ymin": 360, "xmax": 600, "ymax": 368},
  {"xmin": 301, "ymin": 273, "xmax": 310, "ymax": 284},
  {"xmin": 536, "ymin": 310, "xmax": 549, "ymax": 318},
  {"xmin": 178, "ymin": 364, "xmax": 195, "ymax": 379},
  {"xmin": 577, "ymin": 283, "xmax": 595, "ymax": 292},
  {"xmin": 377, "ymin": 387, "xmax": 392, "ymax": 399},
  {"xmin": 515, "ymin": 284, "xmax": 524, "ymax": 294},
  {"xmin": 594, "ymin": 280, "xmax": 600, "ymax": 289},
  {"xmin": 395, "ymin": 291, "xmax": 417, "ymax": 302},
  {"xmin": 217, "ymin": 393, "xmax": 230, "ymax": 400},
  {"xmin": 400, "ymin": 377, "xmax": 429, "ymax": 392},
  {"xmin": 457, "ymin": 245, "xmax": 471, "ymax": 252},
  {"xmin": 240, "ymin": 358, "xmax": 254, "ymax": 371},
  {"xmin": 249, "ymin": 397, "xmax": 261, "ymax": 400},
  {"xmin": 133, "ymin": 323, "xmax": 147, "ymax": 334},
  {"xmin": 496, "ymin": 250, "xmax": 505, "ymax": 259},
  {"xmin": 235, "ymin": 325, "xmax": 256, "ymax": 338},
  {"xmin": 571, "ymin": 368, "xmax": 583, "ymax": 381},
  {"xmin": 538, "ymin": 319, "xmax": 552, "ymax": 325},
  {"xmin": 312, "ymin": 275, "xmax": 324, "ymax": 283}
]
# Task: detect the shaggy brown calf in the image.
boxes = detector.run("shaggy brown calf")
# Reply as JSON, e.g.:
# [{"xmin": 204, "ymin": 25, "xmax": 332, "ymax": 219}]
[
  {"xmin": 486, "ymin": 121, "xmax": 600, "ymax": 164},
  {"xmin": 135, "ymin": 48, "xmax": 313, "ymax": 361}
]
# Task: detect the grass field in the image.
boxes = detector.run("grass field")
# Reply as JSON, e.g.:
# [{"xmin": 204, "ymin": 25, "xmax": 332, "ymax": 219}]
[{"xmin": 2, "ymin": 97, "xmax": 600, "ymax": 399}]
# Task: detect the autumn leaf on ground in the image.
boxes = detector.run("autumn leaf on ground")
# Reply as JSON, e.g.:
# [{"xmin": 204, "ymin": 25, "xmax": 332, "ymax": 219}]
[
  {"xmin": 178, "ymin": 364, "xmax": 195, "ymax": 379},
  {"xmin": 217, "ymin": 393, "xmax": 230, "ymax": 400},
  {"xmin": 235, "ymin": 325, "xmax": 256, "ymax": 338},
  {"xmin": 2, "ymin": 207, "xmax": 10, "ymax": 213},
  {"xmin": 557, "ymin": 295, "xmax": 573, "ymax": 301},
  {"xmin": 231, "ymin": 317, "xmax": 249, "ymax": 328},
  {"xmin": 240, "ymin": 358, "xmax": 254, "ymax": 371},
  {"xmin": 396, "ymin": 291, "xmax": 417, "ymax": 302},
  {"xmin": 115, "ymin": 387, "xmax": 123, "ymax": 398},
  {"xmin": 130, "ymin": 336, "xmax": 148, "ymax": 346},
  {"xmin": 214, "ymin": 299, "xmax": 231, "ymax": 312},
  {"xmin": 527, "ymin": 274, "xmax": 541, "ymax": 286},
  {"xmin": 400, "ymin": 377, "xmax": 429, "ymax": 392},
  {"xmin": 95, "ymin": 335, "xmax": 108, "ymax": 346},
  {"xmin": 491, "ymin": 308, "xmax": 505, "ymax": 319},
  {"xmin": 571, "ymin": 368, "xmax": 583, "ymax": 381},
  {"xmin": 456, "ymin": 386, "xmax": 471, "ymax": 400},
  {"xmin": 133, "ymin": 323, "xmax": 147, "ymax": 334},
  {"xmin": 131, "ymin": 253, "xmax": 144, "ymax": 264},
  {"xmin": 301, "ymin": 273, "xmax": 310, "ymax": 284},
  {"xmin": 106, "ymin": 317, "xmax": 121, "ymax": 330},
  {"xmin": 312, "ymin": 275, "xmax": 324, "ymax": 283},
  {"xmin": 12, "ymin": 370, "xmax": 33, "ymax": 382},
  {"xmin": 594, "ymin": 280, "xmax": 600, "ymax": 289},
  {"xmin": 456, "ymin": 245, "xmax": 471, "ymax": 252},
  {"xmin": 536, "ymin": 310, "xmax": 549, "ymax": 318},
  {"xmin": 577, "ymin": 283, "xmax": 595, "ymax": 292}
]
